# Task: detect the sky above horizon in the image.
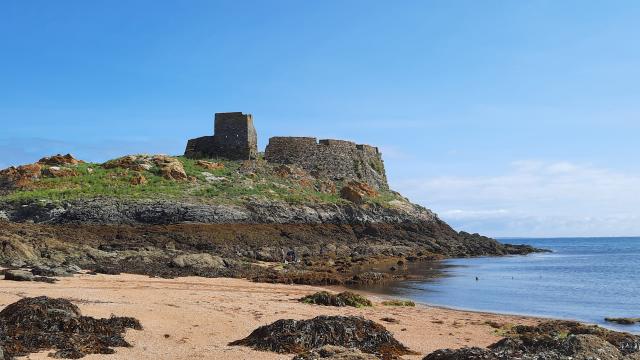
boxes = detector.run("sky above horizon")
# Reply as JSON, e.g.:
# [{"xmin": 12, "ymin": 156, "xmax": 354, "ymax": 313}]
[{"xmin": 2, "ymin": 1, "xmax": 639, "ymax": 238}]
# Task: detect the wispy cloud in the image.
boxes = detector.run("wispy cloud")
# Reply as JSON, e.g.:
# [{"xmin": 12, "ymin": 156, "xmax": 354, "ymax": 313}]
[{"xmin": 395, "ymin": 161, "xmax": 640, "ymax": 237}]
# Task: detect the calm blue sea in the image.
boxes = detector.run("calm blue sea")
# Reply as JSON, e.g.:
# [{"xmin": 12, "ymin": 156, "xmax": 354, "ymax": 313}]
[{"xmin": 363, "ymin": 237, "xmax": 640, "ymax": 334}]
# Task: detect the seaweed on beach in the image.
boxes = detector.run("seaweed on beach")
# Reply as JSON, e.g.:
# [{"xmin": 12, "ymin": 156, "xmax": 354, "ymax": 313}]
[
  {"xmin": 423, "ymin": 320, "xmax": 640, "ymax": 360},
  {"xmin": 229, "ymin": 315, "xmax": 415, "ymax": 359},
  {"xmin": 299, "ymin": 291, "xmax": 372, "ymax": 308},
  {"xmin": 0, "ymin": 296, "xmax": 142, "ymax": 359}
]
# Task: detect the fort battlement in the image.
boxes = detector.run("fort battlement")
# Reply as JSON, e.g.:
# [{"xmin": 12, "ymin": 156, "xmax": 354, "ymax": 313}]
[
  {"xmin": 264, "ymin": 137, "xmax": 388, "ymax": 190},
  {"xmin": 185, "ymin": 112, "xmax": 388, "ymax": 189}
]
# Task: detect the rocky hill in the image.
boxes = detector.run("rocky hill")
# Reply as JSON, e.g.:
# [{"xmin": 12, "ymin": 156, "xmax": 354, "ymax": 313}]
[{"xmin": 0, "ymin": 153, "xmax": 539, "ymax": 284}]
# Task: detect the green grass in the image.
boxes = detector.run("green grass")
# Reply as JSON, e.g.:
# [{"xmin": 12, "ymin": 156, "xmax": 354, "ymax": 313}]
[{"xmin": 1, "ymin": 156, "xmax": 399, "ymax": 206}]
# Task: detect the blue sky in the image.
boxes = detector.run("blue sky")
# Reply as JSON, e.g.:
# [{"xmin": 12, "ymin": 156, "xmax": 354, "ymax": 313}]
[{"xmin": 2, "ymin": 1, "xmax": 639, "ymax": 237}]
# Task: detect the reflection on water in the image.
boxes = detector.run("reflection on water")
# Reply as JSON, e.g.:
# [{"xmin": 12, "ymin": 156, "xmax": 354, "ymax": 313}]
[{"xmin": 349, "ymin": 237, "xmax": 640, "ymax": 334}]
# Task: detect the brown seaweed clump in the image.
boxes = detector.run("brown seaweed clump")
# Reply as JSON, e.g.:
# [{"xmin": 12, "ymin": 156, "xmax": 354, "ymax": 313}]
[
  {"xmin": 0, "ymin": 296, "xmax": 142, "ymax": 359},
  {"xmin": 229, "ymin": 315, "xmax": 415, "ymax": 359},
  {"xmin": 422, "ymin": 320, "xmax": 640, "ymax": 360},
  {"xmin": 299, "ymin": 291, "xmax": 372, "ymax": 308}
]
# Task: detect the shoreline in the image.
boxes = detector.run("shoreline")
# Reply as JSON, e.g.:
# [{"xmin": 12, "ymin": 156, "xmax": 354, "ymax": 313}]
[{"xmin": 1, "ymin": 272, "xmax": 543, "ymax": 360}]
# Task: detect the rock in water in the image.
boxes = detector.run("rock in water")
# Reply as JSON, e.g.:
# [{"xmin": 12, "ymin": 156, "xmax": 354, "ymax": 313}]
[
  {"xmin": 229, "ymin": 315, "xmax": 414, "ymax": 359},
  {"xmin": 0, "ymin": 296, "xmax": 142, "ymax": 359}
]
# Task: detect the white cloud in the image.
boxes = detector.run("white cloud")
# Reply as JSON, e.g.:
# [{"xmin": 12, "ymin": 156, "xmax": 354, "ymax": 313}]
[{"xmin": 395, "ymin": 161, "xmax": 640, "ymax": 237}]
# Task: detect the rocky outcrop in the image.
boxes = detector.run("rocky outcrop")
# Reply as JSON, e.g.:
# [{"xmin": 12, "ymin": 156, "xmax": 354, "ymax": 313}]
[
  {"xmin": 340, "ymin": 181, "xmax": 379, "ymax": 204},
  {"xmin": 0, "ymin": 198, "xmax": 438, "ymax": 225},
  {"xmin": 37, "ymin": 154, "xmax": 83, "ymax": 166},
  {"xmin": 0, "ymin": 163, "xmax": 42, "ymax": 189}
]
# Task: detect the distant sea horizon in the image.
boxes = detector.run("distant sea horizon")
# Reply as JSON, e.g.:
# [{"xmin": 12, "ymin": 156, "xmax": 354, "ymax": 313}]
[{"xmin": 355, "ymin": 236, "xmax": 640, "ymax": 334}]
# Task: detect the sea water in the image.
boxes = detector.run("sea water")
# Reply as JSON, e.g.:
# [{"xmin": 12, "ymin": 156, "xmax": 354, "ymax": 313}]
[{"xmin": 359, "ymin": 237, "xmax": 640, "ymax": 334}]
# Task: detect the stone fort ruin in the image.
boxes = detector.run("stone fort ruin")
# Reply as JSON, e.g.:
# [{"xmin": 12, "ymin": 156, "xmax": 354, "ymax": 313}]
[
  {"xmin": 185, "ymin": 112, "xmax": 388, "ymax": 189},
  {"xmin": 185, "ymin": 112, "xmax": 258, "ymax": 160}
]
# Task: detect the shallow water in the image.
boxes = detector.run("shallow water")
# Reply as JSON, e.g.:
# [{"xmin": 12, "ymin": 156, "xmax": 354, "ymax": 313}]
[{"xmin": 353, "ymin": 237, "xmax": 640, "ymax": 334}]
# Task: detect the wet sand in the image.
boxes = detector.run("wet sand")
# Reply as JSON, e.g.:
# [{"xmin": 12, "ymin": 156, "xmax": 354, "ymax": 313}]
[{"xmin": 0, "ymin": 273, "xmax": 540, "ymax": 360}]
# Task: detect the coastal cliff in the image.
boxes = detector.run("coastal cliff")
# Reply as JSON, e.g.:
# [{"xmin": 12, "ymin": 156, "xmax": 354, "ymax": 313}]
[{"xmin": 0, "ymin": 152, "xmax": 538, "ymax": 284}]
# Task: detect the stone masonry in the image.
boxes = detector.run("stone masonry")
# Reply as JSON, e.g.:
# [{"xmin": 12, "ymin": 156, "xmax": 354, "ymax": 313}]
[
  {"xmin": 185, "ymin": 112, "xmax": 388, "ymax": 190},
  {"xmin": 264, "ymin": 137, "xmax": 388, "ymax": 190},
  {"xmin": 185, "ymin": 112, "xmax": 258, "ymax": 160}
]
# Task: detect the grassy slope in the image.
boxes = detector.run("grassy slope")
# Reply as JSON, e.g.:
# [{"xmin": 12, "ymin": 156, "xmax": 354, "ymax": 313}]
[{"xmin": 1, "ymin": 157, "xmax": 400, "ymax": 206}]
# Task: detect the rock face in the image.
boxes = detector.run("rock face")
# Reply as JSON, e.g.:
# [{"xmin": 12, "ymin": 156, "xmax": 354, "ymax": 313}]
[
  {"xmin": 422, "ymin": 320, "xmax": 640, "ymax": 360},
  {"xmin": 0, "ymin": 296, "xmax": 141, "ymax": 359},
  {"xmin": 340, "ymin": 181, "xmax": 379, "ymax": 204},
  {"xmin": 229, "ymin": 315, "xmax": 414, "ymax": 359}
]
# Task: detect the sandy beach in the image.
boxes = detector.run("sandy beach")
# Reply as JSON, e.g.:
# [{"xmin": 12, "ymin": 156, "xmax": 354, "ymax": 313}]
[{"xmin": 0, "ymin": 273, "xmax": 540, "ymax": 360}]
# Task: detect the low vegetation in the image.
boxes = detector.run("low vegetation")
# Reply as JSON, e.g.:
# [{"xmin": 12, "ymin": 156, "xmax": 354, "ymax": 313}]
[
  {"xmin": 0, "ymin": 155, "xmax": 403, "ymax": 206},
  {"xmin": 381, "ymin": 299, "xmax": 416, "ymax": 307}
]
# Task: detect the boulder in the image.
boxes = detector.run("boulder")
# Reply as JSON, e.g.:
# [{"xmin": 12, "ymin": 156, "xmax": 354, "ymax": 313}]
[
  {"xmin": 171, "ymin": 253, "xmax": 225, "ymax": 270},
  {"xmin": 153, "ymin": 155, "xmax": 187, "ymax": 181},
  {"xmin": 340, "ymin": 181, "xmax": 378, "ymax": 204},
  {"xmin": 102, "ymin": 155, "xmax": 153, "ymax": 172},
  {"xmin": 195, "ymin": 160, "xmax": 225, "ymax": 170},
  {"xmin": 37, "ymin": 154, "xmax": 83, "ymax": 166},
  {"xmin": 42, "ymin": 166, "xmax": 78, "ymax": 178},
  {"xmin": 4, "ymin": 270, "xmax": 34, "ymax": 281},
  {"xmin": 229, "ymin": 315, "xmax": 414, "ymax": 358},
  {"xmin": 293, "ymin": 345, "xmax": 380, "ymax": 360}
]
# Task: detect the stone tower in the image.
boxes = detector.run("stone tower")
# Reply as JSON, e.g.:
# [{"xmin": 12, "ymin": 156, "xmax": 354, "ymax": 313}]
[{"xmin": 185, "ymin": 112, "xmax": 258, "ymax": 160}]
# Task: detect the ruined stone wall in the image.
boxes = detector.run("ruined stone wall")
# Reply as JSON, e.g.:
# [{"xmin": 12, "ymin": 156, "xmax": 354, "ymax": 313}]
[
  {"xmin": 264, "ymin": 137, "xmax": 388, "ymax": 190},
  {"xmin": 185, "ymin": 112, "xmax": 258, "ymax": 160}
]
